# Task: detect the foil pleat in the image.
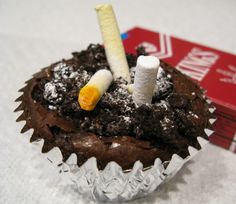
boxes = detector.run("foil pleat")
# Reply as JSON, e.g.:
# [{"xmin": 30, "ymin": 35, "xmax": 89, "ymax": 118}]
[
  {"xmin": 209, "ymin": 118, "xmax": 217, "ymax": 124},
  {"xmin": 204, "ymin": 128, "xmax": 214, "ymax": 136},
  {"xmin": 15, "ymin": 84, "xmax": 216, "ymax": 202}
]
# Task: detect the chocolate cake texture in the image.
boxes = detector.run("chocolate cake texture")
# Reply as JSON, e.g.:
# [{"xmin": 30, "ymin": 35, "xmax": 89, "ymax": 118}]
[{"xmin": 15, "ymin": 44, "xmax": 213, "ymax": 170}]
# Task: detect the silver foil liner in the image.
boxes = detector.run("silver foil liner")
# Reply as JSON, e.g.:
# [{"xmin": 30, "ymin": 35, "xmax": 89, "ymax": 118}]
[
  {"xmin": 15, "ymin": 92, "xmax": 216, "ymax": 202},
  {"xmin": 69, "ymin": 137, "xmax": 210, "ymax": 202}
]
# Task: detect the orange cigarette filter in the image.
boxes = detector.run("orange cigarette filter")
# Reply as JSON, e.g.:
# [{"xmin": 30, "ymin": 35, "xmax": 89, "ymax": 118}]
[
  {"xmin": 78, "ymin": 69, "xmax": 113, "ymax": 111},
  {"xmin": 79, "ymin": 86, "xmax": 100, "ymax": 111}
]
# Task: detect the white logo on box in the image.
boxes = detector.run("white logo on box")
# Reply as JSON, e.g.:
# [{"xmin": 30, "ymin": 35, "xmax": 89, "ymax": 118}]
[
  {"xmin": 138, "ymin": 33, "xmax": 173, "ymax": 59},
  {"xmin": 217, "ymin": 65, "xmax": 236, "ymax": 85},
  {"xmin": 176, "ymin": 48, "xmax": 219, "ymax": 81}
]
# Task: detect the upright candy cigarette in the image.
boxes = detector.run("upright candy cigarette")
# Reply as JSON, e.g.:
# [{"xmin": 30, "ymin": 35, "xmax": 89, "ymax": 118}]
[
  {"xmin": 133, "ymin": 56, "xmax": 160, "ymax": 106},
  {"xmin": 126, "ymin": 84, "xmax": 134, "ymax": 94},
  {"xmin": 78, "ymin": 69, "xmax": 113, "ymax": 111},
  {"xmin": 95, "ymin": 4, "xmax": 131, "ymax": 83}
]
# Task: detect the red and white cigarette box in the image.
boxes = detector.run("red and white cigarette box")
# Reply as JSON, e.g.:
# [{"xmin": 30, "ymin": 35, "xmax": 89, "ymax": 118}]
[{"xmin": 122, "ymin": 27, "xmax": 236, "ymax": 153}]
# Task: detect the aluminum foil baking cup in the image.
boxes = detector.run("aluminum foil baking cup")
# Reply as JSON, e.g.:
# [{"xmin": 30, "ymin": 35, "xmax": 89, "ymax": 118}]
[{"xmin": 15, "ymin": 83, "xmax": 216, "ymax": 202}]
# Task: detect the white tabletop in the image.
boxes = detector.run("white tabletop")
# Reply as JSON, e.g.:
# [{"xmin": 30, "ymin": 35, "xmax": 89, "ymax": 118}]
[{"xmin": 1, "ymin": 0, "xmax": 236, "ymax": 203}]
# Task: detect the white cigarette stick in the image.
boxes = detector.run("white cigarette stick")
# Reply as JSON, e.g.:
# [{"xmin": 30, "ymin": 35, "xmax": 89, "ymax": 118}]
[
  {"xmin": 133, "ymin": 56, "xmax": 160, "ymax": 105},
  {"xmin": 95, "ymin": 4, "xmax": 131, "ymax": 83},
  {"xmin": 78, "ymin": 69, "xmax": 113, "ymax": 111}
]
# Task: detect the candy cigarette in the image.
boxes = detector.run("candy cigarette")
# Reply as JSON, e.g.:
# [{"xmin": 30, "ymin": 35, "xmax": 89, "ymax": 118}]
[
  {"xmin": 78, "ymin": 69, "xmax": 113, "ymax": 111},
  {"xmin": 126, "ymin": 84, "xmax": 134, "ymax": 94},
  {"xmin": 133, "ymin": 56, "xmax": 160, "ymax": 105},
  {"xmin": 95, "ymin": 4, "xmax": 131, "ymax": 83}
]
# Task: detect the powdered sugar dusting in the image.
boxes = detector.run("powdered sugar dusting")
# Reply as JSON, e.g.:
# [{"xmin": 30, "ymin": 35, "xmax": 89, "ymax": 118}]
[
  {"xmin": 40, "ymin": 45, "xmax": 176, "ymax": 138},
  {"xmin": 156, "ymin": 100, "xmax": 170, "ymax": 111},
  {"xmin": 103, "ymin": 78, "xmax": 135, "ymax": 114},
  {"xmin": 154, "ymin": 66, "xmax": 173, "ymax": 99},
  {"xmin": 43, "ymin": 80, "xmax": 66, "ymax": 105},
  {"xmin": 43, "ymin": 61, "xmax": 91, "ymax": 109},
  {"xmin": 160, "ymin": 115, "xmax": 175, "ymax": 131},
  {"xmin": 54, "ymin": 62, "xmax": 78, "ymax": 80},
  {"xmin": 123, "ymin": 116, "xmax": 131, "ymax": 123},
  {"xmin": 44, "ymin": 60, "xmax": 173, "ymax": 112},
  {"xmin": 189, "ymin": 111, "xmax": 199, "ymax": 119}
]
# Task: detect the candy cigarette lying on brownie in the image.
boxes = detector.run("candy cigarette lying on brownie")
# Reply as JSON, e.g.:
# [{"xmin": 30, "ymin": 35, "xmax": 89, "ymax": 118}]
[{"xmin": 79, "ymin": 69, "xmax": 113, "ymax": 111}]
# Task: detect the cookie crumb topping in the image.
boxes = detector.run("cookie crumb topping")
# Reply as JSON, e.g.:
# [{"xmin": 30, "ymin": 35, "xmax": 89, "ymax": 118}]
[{"xmin": 32, "ymin": 44, "xmax": 209, "ymax": 145}]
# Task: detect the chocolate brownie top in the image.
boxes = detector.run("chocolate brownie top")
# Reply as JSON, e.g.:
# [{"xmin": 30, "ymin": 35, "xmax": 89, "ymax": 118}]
[{"xmin": 16, "ymin": 44, "xmax": 213, "ymax": 170}]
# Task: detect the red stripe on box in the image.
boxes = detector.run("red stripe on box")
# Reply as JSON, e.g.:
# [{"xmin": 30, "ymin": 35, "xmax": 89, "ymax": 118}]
[
  {"xmin": 210, "ymin": 133, "xmax": 232, "ymax": 149},
  {"xmin": 214, "ymin": 104, "xmax": 236, "ymax": 121},
  {"xmin": 214, "ymin": 124, "xmax": 236, "ymax": 141},
  {"xmin": 210, "ymin": 133, "xmax": 236, "ymax": 153},
  {"xmin": 215, "ymin": 114, "xmax": 236, "ymax": 129}
]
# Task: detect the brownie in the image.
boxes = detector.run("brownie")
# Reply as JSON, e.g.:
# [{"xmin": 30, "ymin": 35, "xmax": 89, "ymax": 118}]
[{"xmin": 15, "ymin": 44, "xmax": 213, "ymax": 170}]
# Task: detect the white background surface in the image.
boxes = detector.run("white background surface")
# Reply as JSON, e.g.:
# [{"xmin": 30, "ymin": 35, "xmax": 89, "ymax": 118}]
[{"xmin": 0, "ymin": 0, "xmax": 236, "ymax": 203}]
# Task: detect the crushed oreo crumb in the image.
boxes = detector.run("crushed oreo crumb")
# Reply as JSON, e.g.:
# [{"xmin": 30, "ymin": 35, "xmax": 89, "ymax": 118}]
[
  {"xmin": 32, "ymin": 44, "xmax": 208, "ymax": 147},
  {"xmin": 43, "ymin": 80, "xmax": 66, "ymax": 106},
  {"xmin": 153, "ymin": 67, "xmax": 173, "ymax": 101}
]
